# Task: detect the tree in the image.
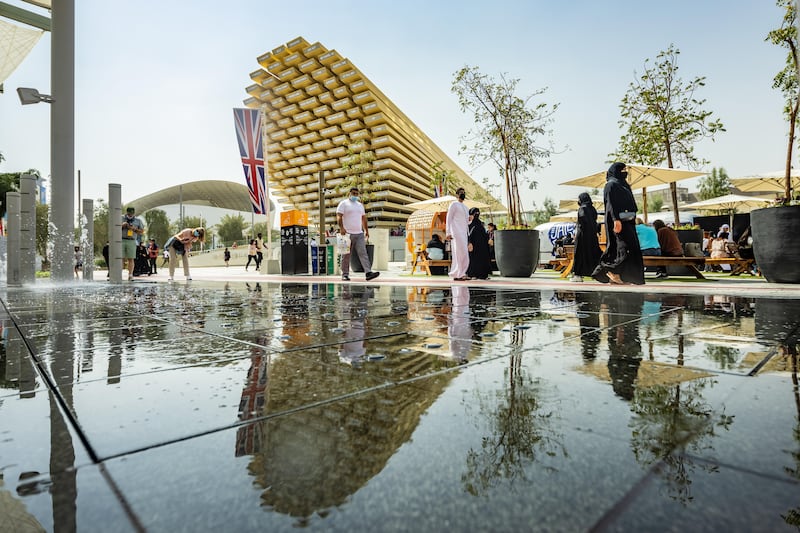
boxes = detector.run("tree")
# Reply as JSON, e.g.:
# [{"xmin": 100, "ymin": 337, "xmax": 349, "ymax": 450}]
[
  {"xmin": 767, "ymin": 0, "xmax": 800, "ymax": 200},
  {"xmin": 427, "ymin": 161, "xmax": 461, "ymax": 197},
  {"xmin": 530, "ymin": 197, "xmax": 557, "ymax": 226},
  {"xmin": 611, "ymin": 44, "xmax": 725, "ymax": 223},
  {"xmin": 92, "ymin": 200, "xmax": 109, "ymax": 258},
  {"xmin": 36, "ymin": 203, "xmax": 49, "ymax": 269},
  {"xmin": 144, "ymin": 209, "xmax": 171, "ymax": 247},
  {"xmin": 698, "ymin": 167, "xmax": 731, "ymax": 200},
  {"xmin": 0, "ymin": 173, "xmax": 19, "ymax": 218},
  {"xmin": 217, "ymin": 213, "xmax": 246, "ymax": 245},
  {"xmin": 452, "ymin": 66, "xmax": 558, "ymax": 227},
  {"xmin": 339, "ymin": 140, "xmax": 380, "ymax": 224}
]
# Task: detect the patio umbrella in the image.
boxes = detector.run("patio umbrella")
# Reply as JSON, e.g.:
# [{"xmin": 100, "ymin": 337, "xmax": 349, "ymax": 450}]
[
  {"xmin": 730, "ymin": 173, "xmax": 800, "ymax": 194},
  {"xmin": 560, "ymin": 164, "xmax": 706, "ymax": 222},
  {"xmin": 683, "ymin": 193, "xmax": 772, "ymax": 229},
  {"xmin": 557, "ymin": 195, "xmax": 604, "ymax": 212},
  {"xmin": 406, "ymin": 195, "xmax": 490, "ymax": 212}
]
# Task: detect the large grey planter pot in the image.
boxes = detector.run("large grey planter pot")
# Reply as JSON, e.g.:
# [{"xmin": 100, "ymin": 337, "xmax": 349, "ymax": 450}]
[
  {"xmin": 494, "ymin": 229, "xmax": 539, "ymax": 278},
  {"xmin": 752, "ymin": 205, "xmax": 800, "ymax": 283}
]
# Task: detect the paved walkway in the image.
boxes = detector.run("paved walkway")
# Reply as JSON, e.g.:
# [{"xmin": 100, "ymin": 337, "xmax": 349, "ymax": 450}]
[{"xmin": 1, "ymin": 267, "xmax": 799, "ymax": 531}]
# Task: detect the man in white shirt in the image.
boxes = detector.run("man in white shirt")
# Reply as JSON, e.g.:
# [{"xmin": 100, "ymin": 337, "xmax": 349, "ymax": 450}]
[
  {"xmin": 336, "ymin": 187, "xmax": 380, "ymax": 282},
  {"xmin": 445, "ymin": 187, "xmax": 470, "ymax": 280}
]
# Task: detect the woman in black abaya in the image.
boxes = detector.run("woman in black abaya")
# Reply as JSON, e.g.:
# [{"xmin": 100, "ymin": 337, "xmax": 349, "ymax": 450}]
[
  {"xmin": 466, "ymin": 208, "xmax": 492, "ymax": 280},
  {"xmin": 570, "ymin": 192, "xmax": 603, "ymax": 282},
  {"xmin": 591, "ymin": 162, "xmax": 644, "ymax": 285}
]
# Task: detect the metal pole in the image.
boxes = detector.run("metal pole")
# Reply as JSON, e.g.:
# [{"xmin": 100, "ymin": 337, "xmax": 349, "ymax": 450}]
[
  {"xmin": 50, "ymin": 0, "xmax": 75, "ymax": 282},
  {"xmin": 318, "ymin": 170, "xmax": 325, "ymax": 274}
]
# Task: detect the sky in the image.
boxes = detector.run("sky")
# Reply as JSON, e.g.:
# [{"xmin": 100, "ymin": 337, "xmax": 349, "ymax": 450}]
[{"xmin": 0, "ymin": 0, "xmax": 792, "ymax": 225}]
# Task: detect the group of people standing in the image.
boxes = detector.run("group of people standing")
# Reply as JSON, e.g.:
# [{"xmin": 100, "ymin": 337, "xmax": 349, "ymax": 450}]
[
  {"xmin": 117, "ymin": 206, "xmax": 206, "ymax": 281},
  {"xmin": 570, "ymin": 162, "xmax": 756, "ymax": 284},
  {"xmin": 445, "ymin": 187, "xmax": 494, "ymax": 281}
]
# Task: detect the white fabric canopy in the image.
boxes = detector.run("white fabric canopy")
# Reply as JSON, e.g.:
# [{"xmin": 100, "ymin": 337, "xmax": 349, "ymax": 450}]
[{"xmin": 0, "ymin": 18, "xmax": 43, "ymax": 86}]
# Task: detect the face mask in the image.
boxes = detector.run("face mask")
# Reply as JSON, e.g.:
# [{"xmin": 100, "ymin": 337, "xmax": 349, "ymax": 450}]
[
  {"xmin": 620, "ymin": 171, "xmax": 628, "ymax": 180},
  {"xmin": 193, "ymin": 230, "xmax": 199, "ymax": 237},
  {"xmin": 350, "ymin": 195, "xmax": 359, "ymax": 202},
  {"xmin": 458, "ymin": 192, "xmax": 466, "ymax": 201}
]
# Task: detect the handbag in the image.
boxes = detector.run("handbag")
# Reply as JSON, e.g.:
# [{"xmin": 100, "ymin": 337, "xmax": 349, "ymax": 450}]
[{"xmin": 619, "ymin": 211, "xmax": 636, "ymax": 222}]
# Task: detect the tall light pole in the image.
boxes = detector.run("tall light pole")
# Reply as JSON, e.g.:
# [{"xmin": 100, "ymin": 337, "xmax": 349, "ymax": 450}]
[{"xmin": 50, "ymin": 0, "xmax": 76, "ymax": 281}]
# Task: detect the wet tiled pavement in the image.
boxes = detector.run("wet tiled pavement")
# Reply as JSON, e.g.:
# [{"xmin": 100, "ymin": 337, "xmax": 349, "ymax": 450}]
[{"xmin": 1, "ymin": 269, "xmax": 799, "ymax": 532}]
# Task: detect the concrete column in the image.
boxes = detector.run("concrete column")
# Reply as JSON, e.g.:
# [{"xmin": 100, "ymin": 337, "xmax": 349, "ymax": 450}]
[
  {"xmin": 19, "ymin": 174, "xmax": 36, "ymax": 284},
  {"xmin": 108, "ymin": 184, "xmax": 122, "ymax": 283},
  {"xmin": 6, "ymin": 192, "xmax": 21, "ymax": 286},
  {"xmin": 82, "ymin": 199, "xmax": 94, "ymax": 281},
  {"xmin": 50, "ymin": 0, "xmax": 76, "ymax": 282},
  {"xmin": 370, "ymin": 227, "xmax": 389, "ymax": 271}
]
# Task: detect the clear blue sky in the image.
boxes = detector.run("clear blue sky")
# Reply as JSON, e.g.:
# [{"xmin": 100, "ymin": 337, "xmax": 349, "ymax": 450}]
[{"xmin": 0, "ymin": 0, "xmax": 790, "ymax": 218}]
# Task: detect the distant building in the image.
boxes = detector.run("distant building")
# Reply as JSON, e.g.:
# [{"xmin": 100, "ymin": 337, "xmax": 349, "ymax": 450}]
[{"xmin": 243, "ymin": 37, "xmax": 497, "ymax": 229}]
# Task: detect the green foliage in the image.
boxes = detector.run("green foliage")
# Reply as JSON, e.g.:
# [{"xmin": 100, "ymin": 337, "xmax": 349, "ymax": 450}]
[
  {"xmin": 338, "ymin": 141, "xmax": 380, "ymax": 215},
  {"xmin": 35, "ymin": 203, "xmax": 49, "ymax": 265},
  {"xmin": 92, "ymin": 199, "xmax": 108, "ymax": 257},
  {"xmin": 144, "ymin": 209, "xmax": 171, "ymax": 247},
  {"xmin": 452, "ymin": 66, "xmax": 558, "ymax": 227},
  {"xmin": 427, "ymin": 161, "xmax": 461, "ymax": 196},
  {"xmin": 0, "ymin": 173, "xmax": 18, "ymax": 218},
  {"xmin": 611, "ymin": 44, "xmax": 725, "ymax": 221},
  {"xmin": 767, "ymin": 0, "xmax": 800, "ymax": 199},
  {"xmin": 698, "ymin": 167, "xmax": 731, "ymax": 200},
  {"xmin": 217, "ymin": 213, "xmax": 246, "ymax": 244},
  {"xmin": 649, "ymin": 195, "xmax": 664, "ymax": 212},
  {"xmin": 529, "ymin": 197, "xmax": 558, "ymax": 226}
]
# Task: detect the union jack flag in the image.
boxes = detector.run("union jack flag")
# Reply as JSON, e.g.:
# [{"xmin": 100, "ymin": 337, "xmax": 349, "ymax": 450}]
[{"xmin": 233, "ymin": 108, "xmax": 267, "ymax": 214}]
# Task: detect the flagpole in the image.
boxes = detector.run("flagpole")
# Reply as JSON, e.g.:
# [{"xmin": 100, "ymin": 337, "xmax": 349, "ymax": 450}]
[{"xmin": 260, "ymin": 104, "xmax": 272, "ymax": 265}]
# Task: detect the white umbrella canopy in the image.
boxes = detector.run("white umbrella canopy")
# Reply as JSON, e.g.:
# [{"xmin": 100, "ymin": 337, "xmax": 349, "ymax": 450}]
[
  {"xmin": 730, "ymin": 173, "xmax": 800, "ymax": 194},
  {"xmin": 406, "ymin": 195, "xmax": 490, "ymax": 212},
  {"xmin": 560, "ymin": 164, "xmax": 706, "ymax": 223},
  {"xmin": 682, "ymin": 193, "xmax": 772, "ymax": 212},
  {"xmin": 683, "ymin": 193, "xmax": 772, "ymax": 229},
  {"xmin": 557, "ymin": 195, "xmax": 604, "ymax": 212},
  {"xmin": 560, "ymin": 164, "xmax": 705, "ymax": 190}
]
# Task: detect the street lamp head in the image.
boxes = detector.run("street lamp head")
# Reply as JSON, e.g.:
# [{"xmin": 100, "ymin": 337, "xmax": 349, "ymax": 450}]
[{"xmin": 17, "ymin": 87, "xmax": 54, "ymax": 105}]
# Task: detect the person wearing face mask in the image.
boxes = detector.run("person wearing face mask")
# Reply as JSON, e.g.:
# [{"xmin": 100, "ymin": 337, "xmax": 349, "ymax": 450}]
[
  {"xmin": 164, "ymin": 227, "xmax": 205, "ymax": 281},
  {"xmin": 445, "ymin": 187, "xmax": 470, "ymax": 281},
  {"xmin": 591, "ymin": 162, "xmax": 644, "ymax": 285},
  {"xmin": 121, "ymin": 206, "xmax": 145, "ymax": 281},
  {"xmin": 466, "ymin": 207, "xmax": 492, "ymax": 280},
  {"xmin": 336, "ymin": 187, "xmax": 380, "ymax": 282}
]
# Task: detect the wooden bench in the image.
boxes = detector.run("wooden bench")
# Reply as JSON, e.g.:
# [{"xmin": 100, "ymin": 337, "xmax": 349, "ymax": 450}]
[
  {"xmin": 410, "ymin": 248, "xmax": 451, "ymax": 275},
  {"xmin": 642, "ymin": 256, "xmax": 707, "ymax": 279},
  {"xmin": 704, "ymin": 257, "xmax": 757, "ymax": 276}
]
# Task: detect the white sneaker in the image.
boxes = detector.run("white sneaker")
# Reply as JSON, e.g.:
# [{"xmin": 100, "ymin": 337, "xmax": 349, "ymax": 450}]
[{"xmin": 571, "ymin": 275, "xmax": 583, "ymax": 282}]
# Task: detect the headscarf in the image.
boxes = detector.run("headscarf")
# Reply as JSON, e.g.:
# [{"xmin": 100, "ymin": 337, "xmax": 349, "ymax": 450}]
[
  {"xmin": 577, "ymin": 192, "xmax": 597, "ymax": 224},
  {"xmin": 469, "ymin": 207, "xmax": 481, "ymax": 221},
  {"xmin": 607, "ymin": 162, "xmax": 631, "ymax": 191}
]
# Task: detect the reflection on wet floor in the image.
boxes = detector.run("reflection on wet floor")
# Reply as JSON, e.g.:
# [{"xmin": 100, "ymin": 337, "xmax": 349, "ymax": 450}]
[{"xmin": 1, "ymin": 281, "xmax": 799, "ymax": 531}]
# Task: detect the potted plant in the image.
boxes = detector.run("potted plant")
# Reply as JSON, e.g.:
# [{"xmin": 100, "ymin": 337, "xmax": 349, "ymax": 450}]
[
  {"xmin": 451, "ymin": 66, "xmax": 558, "ymax": 277},
  {"xmin": 673, "ymin": 223, "xmax": 703, "ymax": 248},
  {"xmin": 752, "ymin": 1, "xmax": 800, "ymax": 283}
]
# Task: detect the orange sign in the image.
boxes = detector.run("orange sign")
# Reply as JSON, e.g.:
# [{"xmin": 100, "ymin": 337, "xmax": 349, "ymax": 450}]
[{"xmin": 280, "ymin": 210, "xmax": 308, "ymax": 227}]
